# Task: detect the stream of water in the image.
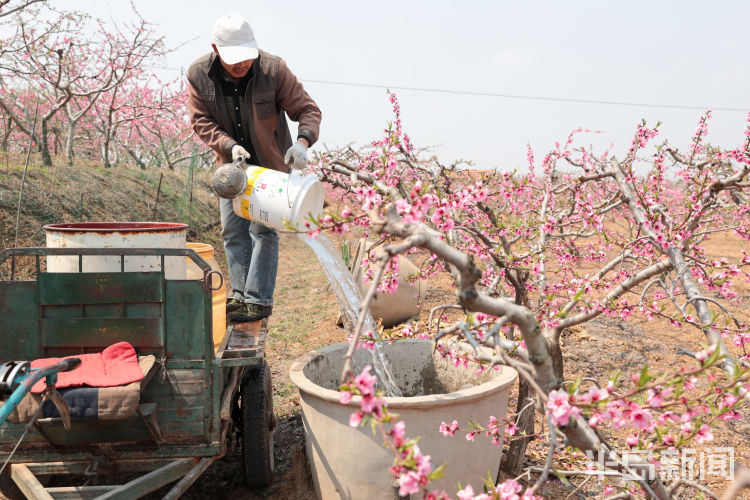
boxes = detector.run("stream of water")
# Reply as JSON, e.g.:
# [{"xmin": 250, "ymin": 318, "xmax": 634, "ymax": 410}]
[{"xmin": 298, "ymin": 233, "xmax": 402, "ymax": 397}]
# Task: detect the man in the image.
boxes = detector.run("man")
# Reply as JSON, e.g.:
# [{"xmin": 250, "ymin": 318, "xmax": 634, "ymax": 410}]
[{"xmin": 187, "ymin": 14, "xmax": 321, "ymax": 322}]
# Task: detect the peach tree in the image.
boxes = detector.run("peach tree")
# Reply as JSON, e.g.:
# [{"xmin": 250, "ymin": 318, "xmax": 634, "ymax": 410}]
[{"xmin": 312, "ymin": 94, "xmax": 750, "ymax": 499}]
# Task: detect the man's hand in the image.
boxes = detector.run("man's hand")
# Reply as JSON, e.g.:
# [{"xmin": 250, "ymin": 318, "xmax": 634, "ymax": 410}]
[
  {"xmin": 231, "ymin": 144, "xmax": 251, "ymax": 162},
  {"xmin": 284, "ymin": 140, "xmax": 308, "ymax": 170}
]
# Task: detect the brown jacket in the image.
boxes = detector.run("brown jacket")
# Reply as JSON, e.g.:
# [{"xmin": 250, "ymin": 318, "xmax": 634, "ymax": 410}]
[{"xmin": 187, "ymin": 50, "xmax": 321, "ymax": 173}]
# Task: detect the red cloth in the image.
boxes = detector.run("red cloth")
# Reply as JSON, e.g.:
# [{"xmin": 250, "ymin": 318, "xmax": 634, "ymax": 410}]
[{"xmin": 30, "ymin": 342, "xmax": 144, "ymax": 393}]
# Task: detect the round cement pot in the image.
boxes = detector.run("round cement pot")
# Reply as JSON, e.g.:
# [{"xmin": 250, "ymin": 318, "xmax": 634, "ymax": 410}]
[
  {"xmin": 290, "ymin": 340, "xmax": 518, "ymax": 499},
  {"xmin": 350, "ymin": 239, "xmax": 426, "ymax": 328}
]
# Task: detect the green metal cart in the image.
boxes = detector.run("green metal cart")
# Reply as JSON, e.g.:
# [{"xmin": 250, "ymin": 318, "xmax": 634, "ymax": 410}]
[{"xmin": 0, "ymin": 247, "xmax": 274, "ymax": 499}]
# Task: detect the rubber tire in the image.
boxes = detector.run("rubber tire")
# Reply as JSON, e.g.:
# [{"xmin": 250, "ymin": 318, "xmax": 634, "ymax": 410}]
[{"xmin": 241, "ymin": 360, "xmax": 275, "ymax": 488}]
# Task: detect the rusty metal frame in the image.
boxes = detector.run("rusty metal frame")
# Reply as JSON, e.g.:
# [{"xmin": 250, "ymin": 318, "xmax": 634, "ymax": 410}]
[
  {"xmin": 0, "ymin": 247, "xmax": 212, "ymax": 289},
  {"xmin": 0, "ymin": 246, "xmax": 270, "ymax": 498}
]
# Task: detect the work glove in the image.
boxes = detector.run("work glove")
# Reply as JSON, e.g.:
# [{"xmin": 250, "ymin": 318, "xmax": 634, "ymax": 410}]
[
  {"xmin": 231, "ymin": 144, "xmax": 251, "ymax": 163},
  {"xmin": 284, "ymin": 140, "xmax": 308, "ymax": 170}
]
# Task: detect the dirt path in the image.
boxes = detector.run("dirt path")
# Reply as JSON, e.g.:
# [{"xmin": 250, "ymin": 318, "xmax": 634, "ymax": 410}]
[{"xmin": 174, "ymin": 232, "xmax": 750, "ymax": 499}]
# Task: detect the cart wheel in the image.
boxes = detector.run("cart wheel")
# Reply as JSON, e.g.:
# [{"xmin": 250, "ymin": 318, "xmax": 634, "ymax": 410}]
[{"xmin": 241, "ymin": 360, "xmax": 275, "ymax": 488}]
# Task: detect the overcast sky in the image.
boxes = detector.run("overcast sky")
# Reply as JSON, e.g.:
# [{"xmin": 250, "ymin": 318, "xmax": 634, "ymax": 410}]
[{"xmin": 61, "ymin": 0, "xmax": 750, "ymax": 171}]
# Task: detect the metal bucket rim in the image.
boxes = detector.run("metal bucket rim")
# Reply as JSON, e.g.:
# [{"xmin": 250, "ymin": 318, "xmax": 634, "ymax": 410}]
[{"xmin": 44, "ymin": 222, "xmax": 188, "ymax": 233}]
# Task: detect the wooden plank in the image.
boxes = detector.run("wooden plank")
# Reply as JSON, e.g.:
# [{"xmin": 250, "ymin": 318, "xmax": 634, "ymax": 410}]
[
  {"xmin": 39, "ymin": 272, "xmax": 163, "ymax": 305},
  {"xmin": 24, "ymin": 458, "xmax": 196, "ymax": 476},
  {"xmin": 221, "ymin": 321, "xmax": 264, "ymax": 359},
  {"xmin": 41, "ymin": 317, "xmax": 164, "ymax": 348},
  {"xmin": 165, "ymin": 280, "xmax": 207, "ymax": 360},
  {"xmin": 0, "ymin": 423, "xmax": 47, "ymax": 445},
  {"xmin": 163, "ymin": 360, "xmax": 205, "ymax": 369},
  {"xmin": 208, "ymin": 361, "xmax": 221, "ymax": 442},
  {"xmin": 221, "ymin": 347, "xmax": 258, "ymax": 359},
  {"xmin": 81, "ymin": 303, "xmax": 124, "ymax": 318},
  {"xmin": 218, "ymin": 357, "xmax": 262, "ymax": 368},
  {"xmin": 219, "ymin": 367, "xmax": 240, "ymax": 421},
  {"xmin": 43, "ymin": 304, "xmax": 82, "ymax": 319},
  {"xmin": 143, "ymin": 369, "xmax": 205, "ymax": 396},
  {"xmin": 125, "ymin": 302, "xmax": 161, "ymax": 318},
  {"xmin": 47, "ymin": 485, "xmax": 117, "ymax": 499},
  {"xmin": 3, "ymin": 443, "xmax": 222, "ymax": 465},
  {"xmin": 10, "ymin": 464, "xmax": 54, "ymax": 500},
  {"xmin": 156, "ymin": 408, "xmax": 205, "ymax": 422},
  {"xmin": 34, "ymin": 416, "xmax": 155, "ymax": 445},
  {"xmin": 24, "ymin": 462, "xmax": 99, "ymax": 475},
  {"xmin": 144, "ymin": 369, "xmax": 206, "ymax": 439},
  {"xmin": 214, "ymin": 323, "xmax": 233, "ymax": 358},
  {"xmin": 0, "ymin": 281, "xmax": 41, "ymax": 360},
  {"xmin": 96, "ymin": 458, "xmax": 196, "ymax": 500},
  {"xmin": 233, "ymin": 320, "xmax": 262, "ymax": 335},
  {"xmin": 161, "ymin": 457, "xmax": 218, "ymax": 500},
  {"xmin": 31, "ymin": 414, "xmax": 205, "ymax": 445}
]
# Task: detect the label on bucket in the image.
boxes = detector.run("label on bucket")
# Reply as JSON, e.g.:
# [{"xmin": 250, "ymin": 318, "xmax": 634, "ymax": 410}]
[
  {"xmin": 238, "ymin": 167, "xmax": 267, "ymax": 221},
  {"xmin": 232, "ymin": 166, "xmax": 323, "ymax": 231}
]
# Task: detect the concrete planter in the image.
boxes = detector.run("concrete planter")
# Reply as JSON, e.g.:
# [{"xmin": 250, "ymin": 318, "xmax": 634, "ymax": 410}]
[
  {"xmin": 350, "ymin": 239, "xmax": 426, "ymax": 328},
  {"xmin": 290, "ymin": 340, "xmax": 518, "ymax": 499}
]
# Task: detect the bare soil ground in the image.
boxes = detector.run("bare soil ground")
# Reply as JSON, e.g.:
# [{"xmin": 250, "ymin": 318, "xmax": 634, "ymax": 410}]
[
  {"xmin": 174, "ymin": 231, "xmax": 750, "ymax": 500},
  {"xmin": 2, "ymin": 157, "xmax": 749, "ymax": 499}
]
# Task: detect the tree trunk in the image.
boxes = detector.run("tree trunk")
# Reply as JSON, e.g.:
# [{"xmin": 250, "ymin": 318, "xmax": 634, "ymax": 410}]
[
  {"xmin": 546, "ymin": 336, "xmax": 564, "ymax": 382},
  {"xmin": 498, "ymin": 379, "xmax": 535, "ymax": 480},
  {"xmin": 111, "ymin": 140, "xmax": 119, "ymax": 167},
  {"xmin": 126, "ymin": 148, "xmax": 147, "ymax": 170},
  {"xmin": 53, "ymin": 128, "xmax": 61, "ymax": 155},
  {"xmin": 102, "ymin": 135, "xmax": 112, "ymax": 168},
  {"xmin": 40, "ymin": 119, "xmax": 52, "ymax": 166},
  {"xmin": 498, "ymin": 320, "xmax": 537, "ymax": 481},
  {"xmin": 1, "ymin": 117, "xmax": 11, "ymax": 151},
  {"xmin": 498, "ymin": 332, "xmax": 563, "ymax": 481},
  {"xmin": 65, "ymin": 121, "xmax": 76, "ymax": 165}
]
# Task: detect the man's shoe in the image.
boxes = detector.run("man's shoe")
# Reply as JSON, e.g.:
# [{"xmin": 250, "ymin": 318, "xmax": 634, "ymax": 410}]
[
  {"xmin": 229, "ymin": 303, "xmax": 273, "ymax": 323},
  {"xmin": 226, "ymin": 298, "xmax": 244, "ymax": 314}
]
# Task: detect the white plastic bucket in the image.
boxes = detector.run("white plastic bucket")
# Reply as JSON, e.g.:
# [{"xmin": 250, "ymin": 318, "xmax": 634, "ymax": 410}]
[
  {"xmin": 44, "ymin": 222, "xmax": 187, "ymax": 280},
  {"xmin": 231, "ymin": 166, "xmax": 324, "ymax": 230}
]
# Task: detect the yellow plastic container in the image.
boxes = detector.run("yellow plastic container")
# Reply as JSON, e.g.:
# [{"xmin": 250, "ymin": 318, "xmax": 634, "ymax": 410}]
[{"xmin": 186, "ymin": 242, "xmax": 227, "ymax": 352}]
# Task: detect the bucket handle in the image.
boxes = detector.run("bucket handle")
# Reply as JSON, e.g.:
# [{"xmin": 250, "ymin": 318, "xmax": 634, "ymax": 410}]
[{"xmin": 207, "ymin": 270, "xmax": 224, "ymax": 291}]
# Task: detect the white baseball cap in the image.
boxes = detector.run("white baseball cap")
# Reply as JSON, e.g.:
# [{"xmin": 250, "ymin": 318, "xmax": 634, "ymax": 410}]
[{"xmin": 212, "ymin": 15, "xmax": 259, "ymax": 64}]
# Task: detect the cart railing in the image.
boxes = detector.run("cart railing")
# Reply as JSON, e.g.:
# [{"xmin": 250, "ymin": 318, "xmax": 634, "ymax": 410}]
[{"xmin": 0, "ymin": 247, "xmax": 221, "ymax": 291}]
